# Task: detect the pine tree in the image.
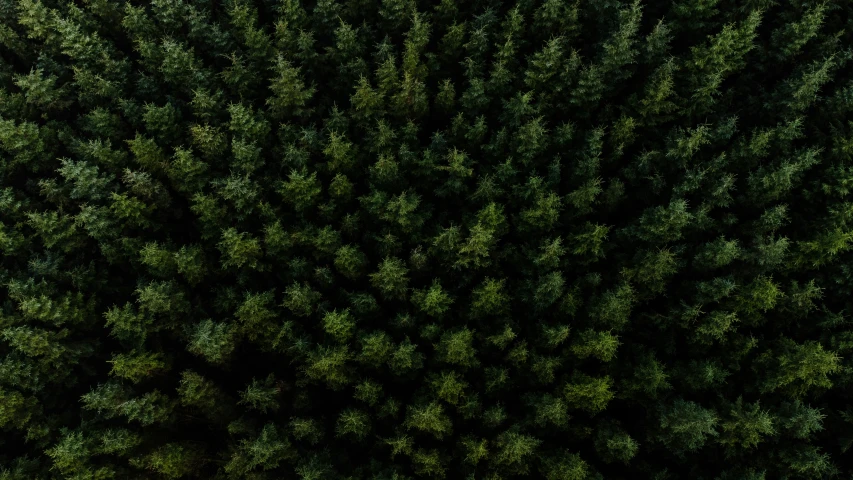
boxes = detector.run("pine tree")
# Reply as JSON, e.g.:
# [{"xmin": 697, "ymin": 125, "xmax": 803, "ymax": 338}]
[{"xmin": 2, "ymin": 0, "xmax": 853, "ymax": 477}]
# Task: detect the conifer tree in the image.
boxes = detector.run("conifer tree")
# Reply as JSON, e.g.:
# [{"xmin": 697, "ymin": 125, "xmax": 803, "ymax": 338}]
[{"xmin": 2, "ymin": 0, "xmax": 853, "ymax": 478}]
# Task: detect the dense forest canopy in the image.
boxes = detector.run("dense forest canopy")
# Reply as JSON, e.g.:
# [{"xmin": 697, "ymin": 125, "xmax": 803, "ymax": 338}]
[{"xmin": 1, "ymin": 0, "xmax": 853, "ymax": 478}]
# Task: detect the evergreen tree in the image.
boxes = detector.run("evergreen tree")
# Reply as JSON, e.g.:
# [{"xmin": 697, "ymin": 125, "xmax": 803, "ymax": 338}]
[{"xmin": 2, "ymin": 0, "xmax": 853, "ymax": 478}]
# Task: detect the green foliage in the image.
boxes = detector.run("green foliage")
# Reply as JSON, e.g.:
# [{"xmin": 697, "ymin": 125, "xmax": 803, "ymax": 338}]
[
  {"xmin": 239, "ymin": 374, "xmax": 280, "ymax": 413},
  {"xmin": 130, "ymin": 443, "xmax": 204, "ymax": 479},
  {"xmin": 389, "ymin": 338, "xmax": 425, "ymax": 375},
  {"xmin": 411, "ymin": 448, "xmax": 446, "ymax": 478},
  {"xmin": 657, "ymin": 399, "xmax": 719, "ymax": 455},
  {"xmin": 290, "ymin": 417, "xmax": 324, "ymax": 445},
  {"xmin": 756, "ymin": 339, "xmax": 842, "ymax": 397},
  {"xmin": 187, "ymin": 319, "xmax": 237, "ymax": 364},
  {"xmin": 173, "ymin": 244, "xmax": 208, "ymax": 285},
  {"xmin": 104, "ymin": 303, "xmax": 152, "ymax": 346},
  {"xmin": 357, "ymin": 331, "xmax": 394, "ymax": 367},
  {"xmin": 322, "ymin": 309, "xmax": 356, "ymax": 342},
  {"xmin": 770, "ymin": 3, "xmax": 827, "ymax": 59},
  {"xmin": 304, "ymin": 346, "xmax": 352, "ymax": 389},
  {"xmin": 435, "ymin": 328, "xmax": 478, "ymax": 368},
  {"xmin": 176, "ymin": 370, "xmax": 232, "ymax": 421},
  {"xmin": 491, "ymin": 429, "xmax": 541, "ymax": 474},
  {"xmin": 224, "ymin": 423, "xmax": 295, "ymax": 475},
  {"xmin": 470, "ymin": 277, "xmax": 510, "ymax": 317},
  {"xmin": 717, "ymin": 397, "xmax": 775, "ymax": 452},
  {"xmin": 590, "ymin": 282, "xmax": 635, "ymax": 330},
  {"xmin": 694, "ymin": 236, "xmax": 742, "ymax": 270},
  {"xmin": 540, "ymin": 451, "xmax": 591, "ymax": 480},
  {"xmin": 282, "ymin": 282, "xmax": 322, "ymax": 317},
  {"xmin": 428, "ymin": 370, "xmax": 468, "ymax": 405},
  {"xmin": 411, "ymin": 280, "xmax": 454, "ymax": 317},
  {"xmin": 594, "ymin": 420, "xmax": 639, "ymax": 464},
  {"xmin": 336, "ymin": 408, "xmax": 371, "ymax": 440},
  {"xmin": 108, "ymin": 350, "xmax": 167, "ymax": 383},
  {"xmin": 636, "ymin": 199, "xmax": 693, "ymax": 244},
  {"xmin": 267, "ymin": 55, "xmax": 314, "ymax": 118},
  {"xmin": 459, "ymin": 436, "xmax": 488, "ymax": 465},
  {"xmin": 218, "ymin": 228, "xmax": 263, "ymax": 270},
  {"xmin": 564, "ymin": 373, "xmax": 614, "ymax": 415},
  {"xmin": 370, "ymin": 256, "xmax": 410, "ymax": 300},
  {"xmin": 405, "ymin": 402, "xmax": 453, "ymax": 439},
  {"xmin": 0, "ymin": 387, "xmax": 36, "ymax": 430},
  {"xmin": 278, "ymin": 168, "xmax": 322, "ymax": 211},
  {"xmin": 354, "ymin": 379, "xmax": 383, "ymax": 406},
  {"xmin": 571, "ymin": 329, "xmax": 620, "ymax": 362},
  {"xmin": 3, "ymin": 1, "xmax": 853, "ymax": 478},
  {"xmin": 334, "ymin": 244, "xmax": 368, "ymax": 279}
]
